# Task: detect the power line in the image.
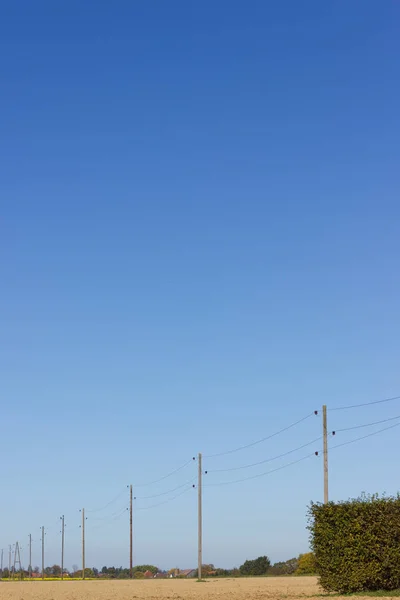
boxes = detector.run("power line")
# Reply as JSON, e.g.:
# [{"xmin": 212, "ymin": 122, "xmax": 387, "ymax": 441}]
[
  {"xmin": 205, "ymin": 452, "xmax": 318, "ymax": 487},
  {"xmin": 206, "ymin": 436, "xmax": 323, "ymax": 473},
  {"xmin": 134, "ymin": 458, "xmax": 196, "ymax": 487},
  {"xmin": 134, "ymin": 477, "xmax": 197, "ymax": 500},
  {"xmin": 86, "ymin": 487, "xmax": 128, "ymax": 513},
  {"xmin": 330, "ymin": 394, "xmax": 400, "ymax": 412},
  {"xmin": 89, "ymin": 508, "xmax": 129, "ymax": 532},
  {"xmin": 89, "ymin": 505, "xmax": 130, "ymax": 522},
  {"xmin": 204, "ymin": 412, "xmax": 317, "ymax": 459},
  {"xmin": 331, "ymin": 421, "xmax": 400, "ymax": 451},
  {"xmin": 334, "ymin": 414, "xmax": 400, "ymax": 433},
  {"xmin": 135, "ymin": 486, "xmax": 194, "ymax": 511}
]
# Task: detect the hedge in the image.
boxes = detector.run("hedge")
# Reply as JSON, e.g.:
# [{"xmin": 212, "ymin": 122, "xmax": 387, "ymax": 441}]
[{"xmin": 308, "ymin": 494, "xmax": 400, "ymax": 593}]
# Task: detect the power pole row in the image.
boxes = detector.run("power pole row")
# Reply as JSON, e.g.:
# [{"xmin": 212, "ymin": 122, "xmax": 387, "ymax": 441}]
[{"xmin": 3, "ymin": 416, "xmax": 326, "ymax": 582}]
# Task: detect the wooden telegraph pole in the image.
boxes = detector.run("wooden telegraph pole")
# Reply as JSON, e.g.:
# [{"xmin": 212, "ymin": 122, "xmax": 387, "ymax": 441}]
[
  {"xmin": 198, "ymin": 453, "xmax": 202, "ymax": 581},
  {"xmin": 82, "ymin": 509, "xmax": 85, "ymax": 580},
  {"xmin": 41, "ymin": 527, "xmax": 45, "ymax": 580},
  {"xmin": 29, "ymin": 534, "xmax": 32, "ymax": 578},
  {"xmin": 61, "ymin": 516, "xmax": 65, "ymax": 580},
  {"xmin": 323, "ymin": 405, "xmax": 329, "ymax": 504},
  {"xmin": 130, "ymin": 485, "xmax": 133, "ymax": 579}
]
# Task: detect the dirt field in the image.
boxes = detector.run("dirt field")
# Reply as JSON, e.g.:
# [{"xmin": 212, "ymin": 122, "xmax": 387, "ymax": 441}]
[
  {"xmin": 1, "ymin": 577, "xmax": 321, "ymax": 600},
  {"xmin": 0, "ymin": 576, "xmax": 390, "ymax": 600}
]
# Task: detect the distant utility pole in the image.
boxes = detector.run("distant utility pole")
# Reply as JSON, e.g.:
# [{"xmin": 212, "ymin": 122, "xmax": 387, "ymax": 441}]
[
  {"xmin": 14, "ymin": 542, "xmax": 22, "ymax": 579},
  {"xmin": 81, "ymin": 509, "xmax": 85, "ymax": 580},
  {"xmin": 130, "ymin": 485, "xmax": 133, "ymax": 579},
  {"xmin": 1, "ymin": 548, "xmax": 3, "ymax": 574},
  {"xmin": 61, "ymin": 516, "xmax": 65, "ymax": 580},
  {"xmin": 323, "ymin": 405, "xmax": 329, "ymax": 504},
  {"xmin": 29, "ymin": 534, "xmax": 32, "ymax": 578},
  {"xmin": 198, "ymin": 452, "xmax": 202, "ymax": 581},
  {"xmin": 41, "ymin": 527, "xmax": 45, "ymax": 580},
  {"xmin": 8, "ymin": 545, "xmax": 11, "ymax": 579}
]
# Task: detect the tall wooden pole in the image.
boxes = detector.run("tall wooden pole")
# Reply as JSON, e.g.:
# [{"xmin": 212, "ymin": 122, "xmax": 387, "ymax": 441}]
[
  {"xmin": 130, "ymin": 485, "xmax": 133, "ymax": 579},
  {"xmin": 8, "ymin": 545, "xmax": 11, "ymax": 580},
  {"xmin": 323, "ymin": 405, "xmax": 329, "ymax": 504},
  {"xmin": 29, "ymin": 534, "xmax": 32, "ymax": 578},
  {"xmin": 198, "ymin": 453, "xmax": 202, "ymax": 581},
  {"xmin": 82, "ymin": 509, "xmax": 85, "ymax": 580},
  {"xmin": 41, "ymin": 527, "xmax": 45, "ymax": 580},
  {"xmin": 61, "ymin": 516, "xmax": 65, "ymax": 580}
]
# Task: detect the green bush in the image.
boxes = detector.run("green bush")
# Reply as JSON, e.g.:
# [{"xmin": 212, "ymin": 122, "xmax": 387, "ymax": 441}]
[
  {"xmin": 295, "ymin": 552, "xmax": 316, "ymax": 575},
  {"xmin": 308, "ymin": 494, "xmax": 400, "ymax": 593},
  {"xmin": 239, "ymin": 556, "xmax": 270, "ymax": 576}
]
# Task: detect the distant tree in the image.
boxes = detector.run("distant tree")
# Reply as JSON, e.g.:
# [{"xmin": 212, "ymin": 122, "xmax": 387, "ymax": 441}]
[
  {"xmin": 2, "ymin": 568, "xmax": 10, "ymax": 579},
  {"xmin": 240, "ymin": 556, "xmax": 271, "ymax": 576},
  {"xmin": 134, "ymin": 571, "xmax": 144, "ymax": 579},
  {"xmin": 269, "ymin": 558, "xmax": 299, "ymax": 576},
  {"xmin": 51, "ymin": 564, "xmax": 62, "ymax": 577},
  {"xmin": 93, "ymin": 567, "xmax": 99, "ymax": 577},
  {"xmin": 34, "ymin": 566, "xmax": 40, "ymax": 574},
  {"xmin": 133, "ymin": 565, "xmax": 158, "ymax": 575},
  {"xmin": 295, "ymin": 553, "xmax": 316, "ymax": 575},
  {"xmin": 72, "ymin": 564, "xmax": 79, "ymax": 575},
  {"xmin": 202, "ymin": 564, "xmax": 215, "ymax": 576},
  {"xmin": 118, "ymin": 571, "xmax": 129, "ymax": 579}
]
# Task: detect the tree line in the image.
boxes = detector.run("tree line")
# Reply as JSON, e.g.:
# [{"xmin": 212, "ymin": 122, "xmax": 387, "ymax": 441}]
[
  {"xmin": 196, "ymin": 553, "xmax": 315, "ymax": 578},
  {"xmin": 0, "ymin": 553, "xmax": 316, "ymax": 579}
]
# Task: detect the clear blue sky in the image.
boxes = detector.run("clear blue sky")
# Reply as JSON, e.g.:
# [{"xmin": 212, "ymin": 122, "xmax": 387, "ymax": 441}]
[{"xmin": 1, "ymin": 0, "xmax": 400, "ymax": 572}]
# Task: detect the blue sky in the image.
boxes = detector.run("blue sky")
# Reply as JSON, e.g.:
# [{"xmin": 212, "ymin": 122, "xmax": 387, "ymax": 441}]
[{"xmin": 1, "ymin": 0, "xmax": 400, "ymax": 571}]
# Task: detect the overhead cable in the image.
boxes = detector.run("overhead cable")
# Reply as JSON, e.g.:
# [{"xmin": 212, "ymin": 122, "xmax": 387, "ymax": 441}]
[
  {"xmin": 135, "ymin": 486, "xmax": 194, "ymax": 511},
  {"xmin": 330, "ymin": 394, "xmax": 400, "ymax": 412},
  {"xmin": 86, "ymin": 487, "xmax": 128, "ymax": 514},
  {"xmin": 334, "ymin": 414, "xmax": 400, "ymax": 433},
  {"xmin": 134, "ymin": 458, "xmax": 195, "ymax": 487},
  {"xmin": 134, "ymin": 477, "xmax": 197, "ymax": 500},
  {"xmin": 206, "ymin": 436, "xmax": 323, "ymax": 473},
  {"xmin": 331, "ymin": 422, "xmax": 400, "ymax": 451},
  {"xmin": 205, "ymin": 452, "xmax": 318, "ymax": 487},
  {"xmin": 204, "ymin": 412, "xmax": 317, "ymax": 459}
]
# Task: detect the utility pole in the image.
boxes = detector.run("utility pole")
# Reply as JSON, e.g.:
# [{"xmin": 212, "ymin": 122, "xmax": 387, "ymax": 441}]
[
  {"xmin": 198, "ymin": 452, "xmax": 202, "ymax": 581},
  {"xmin": 1, "ymin": 548, "xmax": 3, "ymax": 575},
  {"xmin": 130, "ymin": 485, "xmax": 133, "ymax": 579},
  {"xmin": 82, "ymin": 509, "xmax": 85, "ymax": 580},
  {"xmin": 41, "ymin": 527, "xmax": 45, "ymax": 580},
  {"xmin": 323, "ymin": 404, "xmax": 329, "ymax": 504},
  {"xmin": 29, "ymin": 534, "xmax": 32, "ymax": 579},
  {"xmin": 14, "ymin": 542, "xmax": 22, "ymax": 579},
  {"xmin": 8, "ymin": 545, "xmax": 11, "ymax": 580},
  {"xmin": 61, "ymin": 516, "xmax": 65, "ymax": 580}
]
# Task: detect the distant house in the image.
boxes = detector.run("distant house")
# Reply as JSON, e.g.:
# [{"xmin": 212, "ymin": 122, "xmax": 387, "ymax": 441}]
[
  {"xmin": 154, "ymin": 572, "xmax": 167, "ymax": 579},
  {"xmin": 143, "ymin": 570, "xmax": 154, "ymax": 579},
  {"xmin": 179, "ymin": 569, "xmax": 196, "ymax": 578}
]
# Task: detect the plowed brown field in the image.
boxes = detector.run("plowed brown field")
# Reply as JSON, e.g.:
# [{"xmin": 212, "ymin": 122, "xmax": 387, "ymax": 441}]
[{"xmin": 0, "ymin": 576, "xmax": 388, "ymax": 600}]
